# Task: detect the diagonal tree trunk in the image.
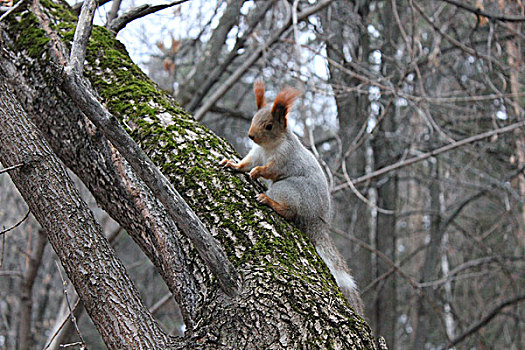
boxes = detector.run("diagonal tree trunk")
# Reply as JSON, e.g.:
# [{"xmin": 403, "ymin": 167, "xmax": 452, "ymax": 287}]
[{"xmin": 0, "ymin": 0, "xmax": 380, "ymax": 348}]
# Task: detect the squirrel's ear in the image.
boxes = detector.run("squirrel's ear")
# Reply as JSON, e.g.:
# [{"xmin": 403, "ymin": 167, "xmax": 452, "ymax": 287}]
[
  {"xmin": 271, "ymin": 87, "xmax": 301, "ymax": 128},
  {"xmin": 254, "ymin": 79, "xmax": 267, "ymax": 110}
]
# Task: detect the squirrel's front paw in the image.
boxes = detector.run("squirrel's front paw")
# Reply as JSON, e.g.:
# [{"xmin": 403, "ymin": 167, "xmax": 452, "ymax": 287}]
[
  {"xmin": 256, "ymin": 193, "xmax": 270, "ymax": 205},
  {"xmin": 220, "ymin": 158, "xmax": 236, "ymax": 169},
  {"xmin": 249, "ymin": 166, "xmax": 262, "ymax": 180}
]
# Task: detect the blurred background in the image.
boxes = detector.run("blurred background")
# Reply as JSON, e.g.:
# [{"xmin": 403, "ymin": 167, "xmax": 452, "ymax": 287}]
[{"xmin": 1, "ymin": 0, "xmax": 523, "ymax": 349}]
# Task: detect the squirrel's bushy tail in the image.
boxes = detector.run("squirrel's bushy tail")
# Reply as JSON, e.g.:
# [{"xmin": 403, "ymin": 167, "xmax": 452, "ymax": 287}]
[{"xmin": 314, "ymin": 235, "xmax": 365, "ymax": 316}]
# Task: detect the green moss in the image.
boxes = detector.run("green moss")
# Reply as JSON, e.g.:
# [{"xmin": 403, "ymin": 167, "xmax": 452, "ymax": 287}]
[{"xmin": 8, "ymin": 12, "xmax": 50, "ymax": 58}]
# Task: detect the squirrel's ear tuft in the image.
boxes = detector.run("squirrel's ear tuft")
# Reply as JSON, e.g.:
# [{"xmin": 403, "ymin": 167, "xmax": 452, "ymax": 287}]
[
  {"xmin": 254, "ymin": 79, "xmax": 267, "ymax": 110},
  {"xmin": 271, "ymin": 87, "xmax": 301, "ymax": 128}
]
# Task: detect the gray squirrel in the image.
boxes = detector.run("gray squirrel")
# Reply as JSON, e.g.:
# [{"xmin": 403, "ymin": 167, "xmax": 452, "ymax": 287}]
[{"xmin": 220, "ymin": 80, "xmax": 364, "ymax": 315}]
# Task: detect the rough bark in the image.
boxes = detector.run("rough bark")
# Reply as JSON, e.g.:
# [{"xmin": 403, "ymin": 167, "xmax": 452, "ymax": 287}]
[
  {"xmin": 0, "ymin": 81, "xmax": 179, "ymax": 349},
  {"xmin": 0, "ymin": 0, "xmax": 379, "ymax": 348},
  {"xmin": 1, "ymin": 5, "xmax": 208, "ymax": 327}
]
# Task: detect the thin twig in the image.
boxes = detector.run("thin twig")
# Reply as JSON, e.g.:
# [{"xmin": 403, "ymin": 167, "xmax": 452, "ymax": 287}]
[
  {"xmin": 149, "ymin": 293, "xmax": 173, "ymax": 314},
  {"xmin": 185, "ymin": 0, "xmax": 274, "ymax": 112},
  {"xmin": 341, "ymin": 158, "xmax": 394, "ymax": 215},
  {"xmin": 108, "ymin": 0, "xmax": 190, "ymax": 33},
  {"xmin": 0, "ymin": 210, "xmax": 30, "ymax": 236},
  {"xmin": 447, "ymin": 294, "xmax": 525, "ymax": 348},
  {"xmin": 333, "ymin": 120, "xmax": 525, "ymax": 191},
  {"xmin": 0, "ymin": 162, "xmax": 23, "ymax": 174},
  {"xmin": 0, "ymin": 0, "xmax": 25, "ymax": 23},
  {"xmin": 55, "ymin": 261, "xmax": 87, "ymax": 349},
  {"xmin": 411, "ymin": 0, "xmax": 506, "ymax": 72}
]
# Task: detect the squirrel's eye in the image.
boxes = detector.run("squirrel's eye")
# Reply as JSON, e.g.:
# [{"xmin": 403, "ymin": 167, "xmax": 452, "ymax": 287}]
[{"xmin": 265, "ymin": 124, "xmax": 273, "ymax": 131}]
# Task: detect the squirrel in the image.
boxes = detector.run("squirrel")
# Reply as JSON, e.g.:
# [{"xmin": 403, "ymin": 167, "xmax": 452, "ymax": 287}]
[{"xmin": 220, "ymin": 80, "xmax": 364, "ymax": 315}]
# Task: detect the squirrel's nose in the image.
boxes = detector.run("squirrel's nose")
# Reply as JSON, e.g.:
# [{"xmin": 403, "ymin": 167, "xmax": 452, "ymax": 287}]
[{"xmin": 248, "ymin": 133, "xmax": 255, "ymax": 140}]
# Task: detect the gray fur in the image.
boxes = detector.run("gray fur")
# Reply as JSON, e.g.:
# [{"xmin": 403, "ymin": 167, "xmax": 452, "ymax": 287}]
[{"xmin": 222, "ymin": 91, "xmax": 365, "ymax": 315}]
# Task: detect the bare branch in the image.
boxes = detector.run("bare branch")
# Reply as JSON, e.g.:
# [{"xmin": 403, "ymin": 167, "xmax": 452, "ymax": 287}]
[
  {"xmin": 411, "ymin": 0, "xmax": 506, "ymax": 72},
  {"xmin": 439, "ymin": 0, "xmax": 525, "ymax": 22},
  {"xmin": 0, "ymin": 210, "xmax": 30, "ymax": 236},
  {"xmin": 447, "ymin": 294, "xmax": 525, "ymax": 348},
  {"xmin": 67, "ymin": 0, "xmax": 97, "ymax": 73},
  {"xmin": 0, "ymin": 162, "xmax": 24, "ymax": 174},
  {"xmin": 184, "ymin": 0, "xmax": 273, "ymax": 111},
  {"xmin": 71, "ymin": 0, "xmax": 112, "ymax": 15},
  {"xmin": 333, "ymin": 120, "xmax": 525, "ymax": 191},
  {"xmin": 55, "ymin": 261, "xmax": 87, "ymax": 348},
  {"xmin": 105, "ymin": 0, "xmax": 122, "ymax": 29},
  {"xmin": 108, "ymin": 0, "xmax": 190, "ymax": 33},
  {"xmin": 0, "ymin": 0, "xmax": 25, "ymax": 23},
  {"xmin": 193, "ymin": 0, "xmax": 334, "ymax": 121}
]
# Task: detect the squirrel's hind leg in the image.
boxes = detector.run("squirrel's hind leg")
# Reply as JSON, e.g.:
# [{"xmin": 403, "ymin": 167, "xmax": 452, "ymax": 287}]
[{"xmin": 257, "ymin": 194, "xmax": 294, "ymax": 220}]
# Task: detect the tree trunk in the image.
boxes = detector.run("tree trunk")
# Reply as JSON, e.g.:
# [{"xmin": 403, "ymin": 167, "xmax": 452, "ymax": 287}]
[
  {"xmin": 320, "ymin": 0, "xmax": 372, "ymax": 318},
  {"xmin": 369, "ymin": 2, "xmax": 399, "ymax": 348},
  {"xmin": 17, "ymin": 229, "xmax": 47, "ymax": 350},
  {"xmin": 0, "ymin": 80, "xmax": 178, "ymax": 349},
  {"xmin": 412, "ymin": 159, "xmax": 442, "ymax": 349},
  {"xmin": 0, "ymin": 0, "xmax": 380, "ymax": 348}
]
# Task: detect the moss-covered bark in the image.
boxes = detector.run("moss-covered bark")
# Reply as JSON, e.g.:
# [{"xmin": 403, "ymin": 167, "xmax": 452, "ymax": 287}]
[{"xmin": 1, "ymin": 0, "xmax": 379, "ymax": 348}]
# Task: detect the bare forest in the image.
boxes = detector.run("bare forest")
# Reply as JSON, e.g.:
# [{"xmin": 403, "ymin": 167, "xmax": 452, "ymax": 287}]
[{"xmin": 0, "ymin": 0, "xmax": 523, "ymax": 349}]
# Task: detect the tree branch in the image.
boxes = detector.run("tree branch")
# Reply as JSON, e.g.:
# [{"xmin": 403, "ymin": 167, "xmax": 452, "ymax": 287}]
[
  {"xmin": 447, "ymin": 294, "xmax": 525, "ymax": 347},
  {"xmin": 71, "ymin": 0, "xmax": 112, "ymax": 15},
  {"xmin": 0, "ymin": 0, "xmax": 25, "ymax": 22},
  {"xmin": 0, "ymin": 210, "xmax": 30, "ymax": 236},
  {"xmin": 0, "ymin": 80, "xmax": 180, "ymax": 349},
  {"xmin": 0, "ymin": 162, "xmax": 24, "ymax": 174},
  {"xmin": 333, "ymin": 120, "xmax": 525, "ymax": 191},
  {"xmin": 184, "ymin": 0, "xmax": 273, "ymax": 111},
  {"xmin": 193, "ymin": 0, "xmax": 334, "ymax": 121},
  {"xmin": 439, "ymin": 0, "xmax": 525, "ymax": 22},
  {"xmin": 67, "ymin": 0, "xmax": 97, "ymax": 73},
  {"xmin": 108, "ymin": 0, "xmax": 190, "ymax": 33}
]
